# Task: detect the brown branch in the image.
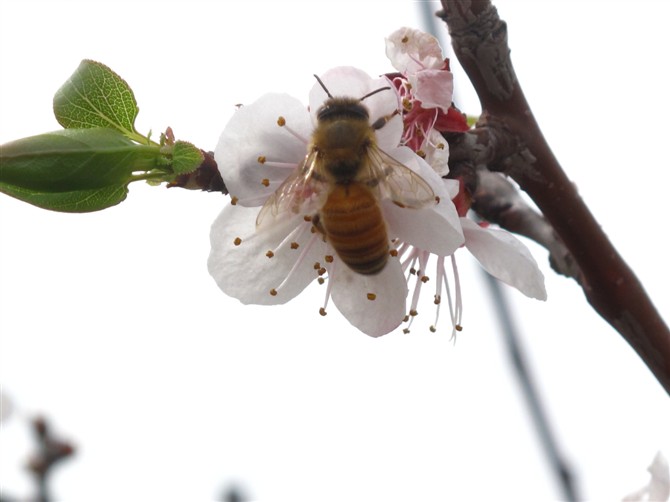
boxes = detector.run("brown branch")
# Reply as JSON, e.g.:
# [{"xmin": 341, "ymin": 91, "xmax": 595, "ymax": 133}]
[{"xmin": 438, "ymin": 0, "xmax": 670, "ymax": 393}]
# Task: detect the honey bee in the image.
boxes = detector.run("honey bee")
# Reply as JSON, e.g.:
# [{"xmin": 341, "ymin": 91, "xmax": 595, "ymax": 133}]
[{"xmin": 257, "ymin": 75, "xmax": 436, "ymax": 275}]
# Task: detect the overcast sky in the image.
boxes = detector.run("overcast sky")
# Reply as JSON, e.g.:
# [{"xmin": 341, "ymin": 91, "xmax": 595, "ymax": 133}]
[{"xmin": 1, "ymin": 1, "xmax": 669, "ymax": 500}]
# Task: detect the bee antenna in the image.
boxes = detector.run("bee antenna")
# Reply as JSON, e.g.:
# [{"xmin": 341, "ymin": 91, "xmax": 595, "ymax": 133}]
[
  {"xmin": 359, "ymin": 86, "xmax": 391, "ymax": 102},
  {"xmin": 313, "ymin": 74, "xmax": 333, "ymax": 98}
]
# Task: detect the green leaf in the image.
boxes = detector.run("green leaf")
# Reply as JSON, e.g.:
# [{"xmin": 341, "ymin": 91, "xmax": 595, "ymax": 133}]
[
  {"xmin": 0, "ymin": 128, "xmax": 164, "ymax": 212},
  {"xmin": 0, "ymin": 183, "xmax": 129, "ymax": 213},
  {"xmin": 53, "ymin": 60, "xmax": 140, "ymax": 138},
  {"xmin": 1, "ymin": 128, "xmax": 160, "ymax": 192},
  {"xmin": 171, "ymin": 141, "xmax": 204, "ymax": 175}
]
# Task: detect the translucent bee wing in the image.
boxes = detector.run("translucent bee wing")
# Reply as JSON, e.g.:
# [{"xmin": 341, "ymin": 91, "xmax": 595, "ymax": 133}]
[
  {"xmin": 256, "ymin": 149, "xmax": 325, "ymax": 228},
  {"xmin": 364, "ymin": 145, "xmax": 436, "ymax": 208}
]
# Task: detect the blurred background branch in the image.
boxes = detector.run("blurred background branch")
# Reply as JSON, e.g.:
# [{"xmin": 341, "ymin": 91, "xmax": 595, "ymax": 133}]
[{"xmin": 27, "ymin": 416, "xmax": 75, "ymax": 502}]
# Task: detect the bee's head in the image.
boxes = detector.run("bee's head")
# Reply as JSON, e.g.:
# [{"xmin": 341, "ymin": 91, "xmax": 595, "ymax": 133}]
[{"xmin": 313, "ymin": 74, "xmax": 391, "ymax": 123}]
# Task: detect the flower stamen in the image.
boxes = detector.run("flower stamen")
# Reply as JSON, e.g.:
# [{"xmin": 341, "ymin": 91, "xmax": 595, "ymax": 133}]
[
  {"xmin": 271, "ymin": 224, "xmax": 317, "ymax": 296},
  {"xmin": 406, "ymin": 249, "xmax": 430, "ymax": 325},
  {"xmin": 276, "ymin": 115, "xmax": 309, "ymax": 144},
  {"xmin": 319, "ymin": 259, "xmax": 336, "ymax": 317},
  {"xmin": 396, "ymin": 243, "xmax": 465, "ymax": 335},
  {"xmin": 256, "ymin": 157, "xmax": 299, "ymax": 170},
  {"xmin": 451, "ymin": 254, "xmax": 463, "ymax": 334},
  {"xmin": 430, "ymin": 257, "xmax": 446, "ymax": 333}
]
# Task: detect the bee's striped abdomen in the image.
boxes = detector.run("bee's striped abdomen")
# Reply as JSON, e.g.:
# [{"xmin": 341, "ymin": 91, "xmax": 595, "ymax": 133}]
[{"xmin": 320, "ymin": 183, "xmax": 389, "ymax": 275}]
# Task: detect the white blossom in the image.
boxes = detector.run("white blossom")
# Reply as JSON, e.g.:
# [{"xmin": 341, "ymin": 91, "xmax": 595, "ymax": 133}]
[
  {"xmin": 209, "ymin": 67, "xmax": 464, "ymax": 337},
  {"xmin": 386, "ymin": 27, "xmax": 454, "ymax": 113}
]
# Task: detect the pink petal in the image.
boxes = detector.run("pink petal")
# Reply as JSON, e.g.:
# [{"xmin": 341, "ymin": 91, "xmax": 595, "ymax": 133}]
[
  {"xmin": 423, "ymin": 131, "xmax": 451, "ymax": 177},
  {"xmin": 410, "ymin": 70, "xmax": 453, "ymax": 113}
]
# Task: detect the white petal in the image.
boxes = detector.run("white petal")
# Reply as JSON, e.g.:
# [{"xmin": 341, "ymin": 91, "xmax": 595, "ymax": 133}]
[
  {"xmin": 442, "ymin": 178, "xmax": 460, "ymax": 199},
  {"xmin": 208, "ymin": 204, "xmax": 327, "ymax": 305},
  {"xmin": 623, "ymin": 451, "xmax": 670, "ymax": 502},
  {"xmin": 648, "ymin": 451, "xmax": 670, "ymax": 502},
  {"xmin": 215, "ymin": 93, "xmax": 311, "ymax": 206},
  {"xmin": 385, "ymin": 27, "xmax": 445, "ymax": 73},
  {"xmin": 385, "ymin": 201, "xmax": 463, "ymax": 257},
  {"xmin": 461, "ymin": 218, "xmax": 547, "ymax": 300},
  {"xmin": 383, "ymin": 148, "xmax": 464, "ymax": 256},
  {"xmin": 309, "ymin": 66, "xmax": 403, "ymax": 150},
  {"xmin": 331, "ymin": 258, "xmax": 407, "ymax": 337}
]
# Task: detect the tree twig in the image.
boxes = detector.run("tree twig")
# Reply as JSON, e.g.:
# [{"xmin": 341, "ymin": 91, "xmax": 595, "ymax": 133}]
[{"xmin": 437, "ymin": 0, "xmax": 670, "ymax": 393}]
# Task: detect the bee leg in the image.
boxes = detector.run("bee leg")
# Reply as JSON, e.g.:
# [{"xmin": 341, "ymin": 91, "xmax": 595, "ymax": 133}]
[
  {"xmin": 371, "ymin": 109, "xmax": 400, "ymax": 131},
  {"xmin": 311, "ymin": 213, "xmax": 327, "ymax": 241}
]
